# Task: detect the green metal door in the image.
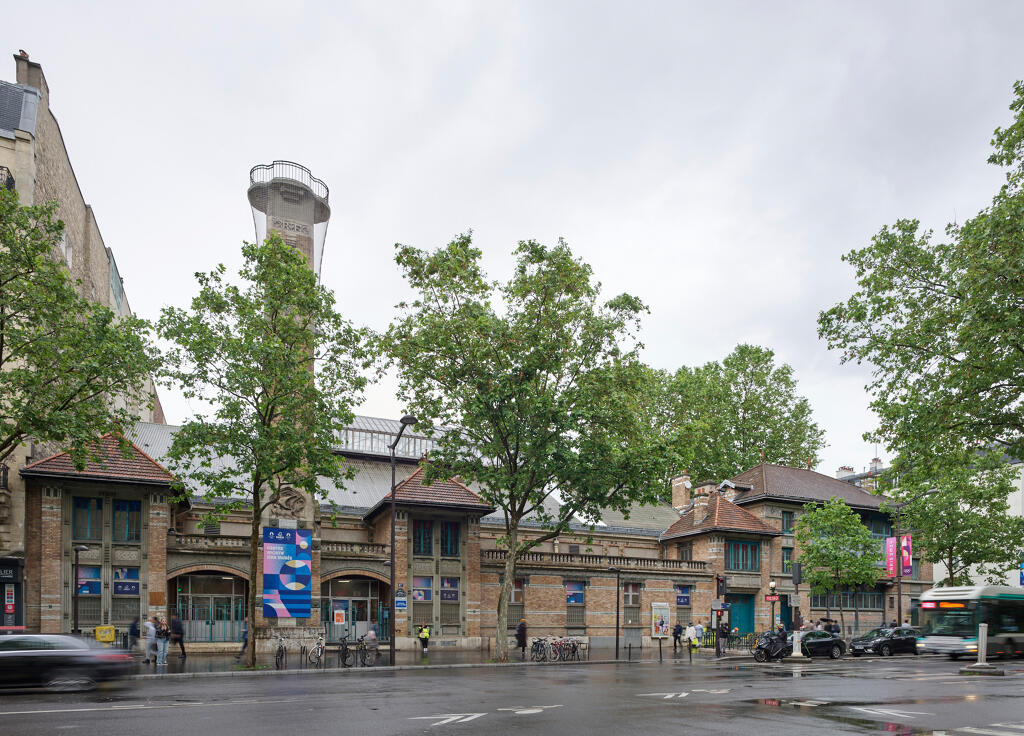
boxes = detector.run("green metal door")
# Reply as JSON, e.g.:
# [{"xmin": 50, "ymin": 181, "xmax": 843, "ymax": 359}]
[{"xmin": 726, "ymin": 594, "xmax": 755, "ymax": 634}]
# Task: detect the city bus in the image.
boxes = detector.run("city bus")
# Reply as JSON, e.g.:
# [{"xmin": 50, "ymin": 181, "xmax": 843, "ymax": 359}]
[{"xmin": 917, "ymin": 586, "xmax": 1024, "ymax": 660}]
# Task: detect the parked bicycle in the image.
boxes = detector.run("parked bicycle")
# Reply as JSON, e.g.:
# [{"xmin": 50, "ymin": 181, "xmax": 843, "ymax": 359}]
[
  {"xmin": 274, "ymin": 635, "xmax": 287, "ymax": 670},
  {"xmin": 307, "ymin": 633, "xmax": 326, "ymax": 667},
  {"xmin": 529, "ymin": 636, "xmax": 583, "ymax": 662}
]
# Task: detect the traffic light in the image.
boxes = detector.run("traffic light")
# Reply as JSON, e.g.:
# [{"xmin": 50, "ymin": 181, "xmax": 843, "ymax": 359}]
[
  {"xmin": 716, "ymin": 574, "xmax": 728, "ymax": 598},
  {"xmin": 791, "ymin": 562, "xmax": 803, "ymax": 586}
]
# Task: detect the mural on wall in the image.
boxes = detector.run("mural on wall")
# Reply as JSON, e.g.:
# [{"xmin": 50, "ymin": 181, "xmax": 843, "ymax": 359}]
[{"xmin": 262, "ymin": 527, "xmax": 312, "ymax": 618}]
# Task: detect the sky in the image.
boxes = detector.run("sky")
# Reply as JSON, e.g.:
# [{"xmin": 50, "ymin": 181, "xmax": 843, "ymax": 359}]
[{"xmin": 5, "ymin": 1, "xmax": 1023, "ymax": 477}]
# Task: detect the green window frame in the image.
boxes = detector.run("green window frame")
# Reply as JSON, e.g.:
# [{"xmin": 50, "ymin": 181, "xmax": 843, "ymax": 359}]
[
  {"xmin": 781, "ymin": 511, "xmax": 794, "ymax": 533},
  {"xmin": 73, "ymin": 497, "xmax": 103, "ymax": 540},
  {"xmin": 725, "ymin": 540, "xmax": 760, "ymax": 572},
  {"xmin": 413, "ymin": 520, "xmax": 433, "ymax": 556},
  {"xmin": 782, "ymin": 547, "xmax": 793, "ymax": 574},
  {"xmin": 440, "ymin": 521, "xmax": 460, "ymax": 557},
  {"xmin": 113, "ymin": 500, "xmax": 142, "ymax": 542}
]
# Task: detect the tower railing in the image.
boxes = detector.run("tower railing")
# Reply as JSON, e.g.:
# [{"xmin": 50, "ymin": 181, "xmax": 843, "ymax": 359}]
[{"xmin": 249, "ymin": 160, "xmax": 329, "ymax": 201}]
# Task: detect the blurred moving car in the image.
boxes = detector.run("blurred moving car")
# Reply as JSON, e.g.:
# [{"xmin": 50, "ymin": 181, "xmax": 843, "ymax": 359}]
[
  {"xmin": 0, "ymin": 634, "xmax": 133, "ymax": 691},
  {"xmin": 849, "ymin": 627, "xmax": 920, "ymax": 657}
]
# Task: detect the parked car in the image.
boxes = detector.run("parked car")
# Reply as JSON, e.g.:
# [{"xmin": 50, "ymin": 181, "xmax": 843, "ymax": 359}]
[
  {"xmin": 790, "ymin": 630, "xmax": 847, "ymax": 659},
  {"xmin": 849, "ymin": 627, "xmax": 920, "ymax": 657},
  {"xmin": 0, "ymin": 634, "xmax": 133, "ymax": 691}
]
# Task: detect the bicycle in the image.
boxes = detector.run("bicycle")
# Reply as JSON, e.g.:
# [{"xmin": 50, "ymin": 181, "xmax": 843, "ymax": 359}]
[
  {"xmin": 529, "ymin": 637, "xmax": 549, "ymax": 662},
  {"xmin": 353, "ymin": 636, "xmax": 381, "ymax": 667},
  {"xmin": 307, "ymin": 633, "xmax": 326, "ymax": 667},
  {"xmin": 274, "ymin": 635, "xmax": 287, "ymax": 670},
  {"xmin": 337, "ymin": 636, "xmax": 355, "ymax": 668}
]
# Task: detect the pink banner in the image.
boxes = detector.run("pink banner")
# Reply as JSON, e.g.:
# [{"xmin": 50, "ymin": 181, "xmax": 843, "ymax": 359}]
[
  {"xmin": 901, "ymin": 534, "xmax": 913, "ymax": 576},
  {"xmin": 886, "ymin": 537, "xmax": 897, "ymax": 576}
]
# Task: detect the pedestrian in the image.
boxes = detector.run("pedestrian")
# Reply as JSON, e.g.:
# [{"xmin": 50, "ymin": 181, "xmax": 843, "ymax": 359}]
[
  {"xmin": 694, "ymin": 620, "xmax": 704, "ymax": 647},
  {"xmin": 815, "ymin": 619, "xmax": 824, "ymax": 631},
  {"xmin": 128, "ymin": 616, "xmax": 140, "ymax": 655},
  {"xmin": 170, "ymin": 612, "xmax": 186, "ymax": 660},
  {"xmin": 235, "ymin": 616, "xmax": 249, "ymax": 660},
  {"xmin": 672, "ymin": 622, "xmax": 683, "ymax": 652},
  {"xmin": 685, "ymin": 622, "xmax": 697, "ymax": 652},
  {"xmin": 515, "ymin": 619, "xmax": 528, "ymax": 659},
  {"xmin": 901, "ymin": 619, "xmax": 911, "ymax": 629},
  {"xmin": 365, "ymin": 625, "xmax": 379, "ymax": 663},
  {"xmin": 142, "ymin": 616, "xmax": 156, "ymax": 664},
  {"xmin": 155, "ymin": 616, "xmax": 170, "ymax": 666},
  {"xmin": 417, "ymin": 623, "xmax": 431, "ymax": 654},
  {"xmin": 717, "ymin": 620, "xmax": 730, "ymax": 656}
]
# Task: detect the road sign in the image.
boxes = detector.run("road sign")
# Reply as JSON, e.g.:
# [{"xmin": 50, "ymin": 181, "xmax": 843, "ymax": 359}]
[
  {"xmin": 711, "ymin": 601, "xmax": 730, "ymax": 610},
  {"xmin": 764, "ymin": 594, "xmax": 780, "ymax": 602}
]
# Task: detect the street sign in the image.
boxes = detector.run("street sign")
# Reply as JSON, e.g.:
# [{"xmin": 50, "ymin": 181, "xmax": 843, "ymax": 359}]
[
  {"xmin": 395, "ymin": 598, "xmax": 407, "ymax": 610},
  {"xmin": 711, "ymin": 601, "xmax": 730, "ymax": 610},
  {"xmin": 764, "ymin": 594, "xmax": 780, "ymax": 602}
]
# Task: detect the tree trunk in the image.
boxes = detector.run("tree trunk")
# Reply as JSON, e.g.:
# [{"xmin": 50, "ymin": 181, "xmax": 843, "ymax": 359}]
[
  {"xmin": 494, "ymin": 526, "xmax": 518, "ymax": 663},
  {"xmin": 248, "ymin": 486, "xmax": 261, "ymax": 669}
]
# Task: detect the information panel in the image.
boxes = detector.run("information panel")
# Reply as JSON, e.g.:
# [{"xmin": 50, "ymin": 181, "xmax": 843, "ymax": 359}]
[{"xmin": 262, "ymin": 527, "xmax": 312, "ymax": 618}]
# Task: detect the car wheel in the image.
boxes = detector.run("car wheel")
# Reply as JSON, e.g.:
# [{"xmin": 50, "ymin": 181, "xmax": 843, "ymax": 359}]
[
  {"xmin": 46, "ymin": 669, "xmax": 96, "ymax": 692},
  {"xmin": 880, "ymin": 644, "xmax": 892, "ymax": 657},
  {"xmin": 829, "ymin": 645, "xmax": 842, "ymax": 660}
]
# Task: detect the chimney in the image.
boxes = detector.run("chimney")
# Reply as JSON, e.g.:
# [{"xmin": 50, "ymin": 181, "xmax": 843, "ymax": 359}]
[
  {"xmin": 14, "ymin": 52, "xmax": 48, "ymax": 105},
  {"xmin": 691, "ymin": 486, "xmax": 713, "ymax": 523},
  {"xmin": 869, "ymin": 457, "xmax": 883, "ymax": 473},
  {"xmin": 671, "ymin": 473, "xmax": 691, "ymax": 510},
  {"xmin": 836, "ymin": 465, "xmax": 854, "ymax": 479}
]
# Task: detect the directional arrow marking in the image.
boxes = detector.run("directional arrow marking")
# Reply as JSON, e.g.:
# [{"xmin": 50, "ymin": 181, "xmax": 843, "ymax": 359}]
[
  {"xmin": 410, "ymin": 713, "xmax": 487, "ymax": 726},
  {"xmin": 637, "ymin": 692, "xmax": 689, "ymax": 699},
  {"xmin": 496, "ymin": 705, "xmax": 564, "ymax": 715}
]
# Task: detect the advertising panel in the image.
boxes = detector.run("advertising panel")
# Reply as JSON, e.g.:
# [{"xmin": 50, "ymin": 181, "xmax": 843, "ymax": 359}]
[
  {"xmin": 262, "ymin": 527, "xmax": 312, "ymax": 618},
  {"xmin": 651, "ymin": 601, "xmax": 670, "ymax": 638}
]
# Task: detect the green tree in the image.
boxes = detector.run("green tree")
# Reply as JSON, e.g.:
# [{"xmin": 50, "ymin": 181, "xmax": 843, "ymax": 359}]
[
  {"xmin": 158, "ymin": 235, "xmax": 367, "ymax": 667},
  {"xmin": 794, "ymin": 497, "xmax": 883, "ymax": 633},
  {"xmin": 0, "ymin": 187, "xmax": 158, "ymax": 470},
  {"xmin": 665, "ymin": 344, "xmax": 826, "ymax": 481},
  {"xmin": 883, "ymin": 451, "xmax": 1024, "ymax": 587},
  {"xmin": 818, "ymin": 81, "xmax": 1024, "ymax": 467},
  {"xmin": 384, "ymin": 234, "xmax": 685, "ymax": 661}
]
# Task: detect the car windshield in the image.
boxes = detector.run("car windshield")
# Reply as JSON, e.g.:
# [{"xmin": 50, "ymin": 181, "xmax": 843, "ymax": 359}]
[
  {"xmin": 920, "ymin": 610, "xmax": 977, "ymax": 637},
  {"xmin": 861, "ymin": 628, "xmax": 889, "ymax": 639}
]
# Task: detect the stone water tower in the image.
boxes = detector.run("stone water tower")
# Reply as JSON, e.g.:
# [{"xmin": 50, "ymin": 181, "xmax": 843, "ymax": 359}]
[{"xmin": 247, "ymin": 160, "xmax": 330, "ymax": 278}]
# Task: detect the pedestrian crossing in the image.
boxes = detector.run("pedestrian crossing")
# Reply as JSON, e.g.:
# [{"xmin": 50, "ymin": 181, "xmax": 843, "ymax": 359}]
[{"xmin": 942, "ymin": 722, "xmax": 1024, "ymax": 736}]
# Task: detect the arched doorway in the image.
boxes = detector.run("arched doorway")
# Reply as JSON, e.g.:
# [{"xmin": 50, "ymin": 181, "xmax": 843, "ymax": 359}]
[
  {"xmin": 321, "ymin": 573, "xmax": 390, "ymax": 643},
  {"xmin": 170, "ymin": 570, "xmax": 249, "ymax": 642}
]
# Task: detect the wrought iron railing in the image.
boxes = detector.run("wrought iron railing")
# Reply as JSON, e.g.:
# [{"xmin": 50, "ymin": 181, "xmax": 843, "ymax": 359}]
[
  {"xmin": 321, "ymin": 541, "xmax": 387, "ymax": 556},
  {"xmin": 481, "ymin": 549, "xmax": 707, "ymax": 571},
  {"xmin": 249, "ymin": 160, "xmax": 329, "ymax": 200},
  {"xmin": 170, "ymin": 534, "xmax": 250, "ymax": 548}
]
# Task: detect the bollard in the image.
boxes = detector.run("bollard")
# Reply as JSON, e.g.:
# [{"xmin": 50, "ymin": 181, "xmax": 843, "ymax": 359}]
[
  {"xmin": 628, "ymin": 643, "xmax": 632, "ymax": 661},
  {"xmin": 791, "ymin": 630, "xmax": 803, "ymax": 658},
  {"xmin": 977, "ymin": 623, "xmax": 988, "ymax": 666},
  {"xmin": 688, "ymin": 638, "xmax": 692, "ymax": 664},
  {"xmin": 659, "ymin": 638, "xmax": 663, "ymax": 662}
]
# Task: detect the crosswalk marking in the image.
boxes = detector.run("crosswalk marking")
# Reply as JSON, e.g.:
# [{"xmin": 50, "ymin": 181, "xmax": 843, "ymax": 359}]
[{"xmin": 957, "ymin": 729, "xmax": 1024, "ymax": 736}]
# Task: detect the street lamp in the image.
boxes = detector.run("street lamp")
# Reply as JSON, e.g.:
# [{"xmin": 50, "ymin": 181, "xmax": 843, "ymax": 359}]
[
  {"xmin": 608, "ymin": 566, "xmax": 621, "ymax": 660},
  {"xmin": 389, "ymin": 414, "xmax": 418, "ymax": 667},
  {"xmin": 890, "ymin": 487, "xmax": 938, "ymax": 626},
  {"xmin": 72, "ymin": 544, "xmax": 89, "ymax": 635},
  {"xmin": 769, "ymin": 579, "xmax": 777, "ymax": 631}
]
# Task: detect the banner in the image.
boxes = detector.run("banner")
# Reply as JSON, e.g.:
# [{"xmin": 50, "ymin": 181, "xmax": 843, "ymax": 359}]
[
  {"xmin": 651, "ymin": 601, "xmax": 670, "ymax": 638},
  {"xmin": 886, "ymin": 536, "xmax": 897, "ymax": 577},
  {"xmin": 262, "ymin": 527, "xmax": 312, "ymax": 618},
  {"xmin": 900, "ymin": 534, "xmax": 913, "ymax": 576},
  {"xmin": 886, "ymin": 535, "xmax": 913, "ymax": 577}
]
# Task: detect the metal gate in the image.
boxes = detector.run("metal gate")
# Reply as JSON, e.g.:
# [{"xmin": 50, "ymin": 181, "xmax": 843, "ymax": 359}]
[{"xmin": 177, "ymin": 596, "xmax": 245, "ymax": 642}]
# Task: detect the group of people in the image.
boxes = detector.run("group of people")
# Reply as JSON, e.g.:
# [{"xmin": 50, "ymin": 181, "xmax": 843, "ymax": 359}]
[
  {"xmin": 671, "ymin": 619, "xmax": 735, "ymax": 655},
  {"xmin": 128, "ymin": 613, "xmax": 186, "ymax": 665}
]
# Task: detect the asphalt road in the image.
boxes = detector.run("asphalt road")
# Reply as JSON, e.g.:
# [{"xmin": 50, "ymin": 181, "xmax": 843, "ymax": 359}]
[{"xmin": 2, "ymin": 655, "xmax": 1023, "ymax": 735}]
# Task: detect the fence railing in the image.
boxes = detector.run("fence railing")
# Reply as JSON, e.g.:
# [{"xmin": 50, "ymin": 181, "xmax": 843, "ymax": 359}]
[
  {"xmin": 321, "ymin": 541, "xmax": 387, "ymax": 557},
  {"xmin": 482, "ymin": 549, "xmax": 707, "ymax": 571}
]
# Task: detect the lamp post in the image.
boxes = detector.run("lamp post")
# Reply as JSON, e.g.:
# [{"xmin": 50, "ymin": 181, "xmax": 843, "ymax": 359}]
[
  {"xmin": 72, "ymin": 544, "xmax": 89, "ymax": 635},
  {"xmin": 389, "ymin": 414, "xmax": 418, "ymax": 667},
  {"xmin": 891, "ymin": 488, "xmax": 938, "ymax": 627},
  {"xmin": 608, "ymin": 566, "xmax": 621, "ymax": 659},
  {"xmin": 769, "ymin": 579, "xmax": 777, "ymax": 630}
]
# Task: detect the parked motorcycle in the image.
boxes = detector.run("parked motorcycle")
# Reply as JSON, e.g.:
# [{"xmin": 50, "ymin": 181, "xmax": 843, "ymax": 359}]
[{"xmin": 751, "ymin": 631, "xmax": 790, "ymax": 662}]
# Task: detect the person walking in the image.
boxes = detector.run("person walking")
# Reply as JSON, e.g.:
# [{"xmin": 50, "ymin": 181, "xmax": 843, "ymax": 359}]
[
  {"xmin": 672, "ymin": 622, "xmax": 683, "ymax": 652},
  {"xmin": 365, "ymin": 625, "xmax": 380, "ymax": 664},
  {"xmin": 142, "ymin": 616, "xmax": 156, "ymax": 664},
  {"xmin": 417, "ymin": 623, "xmax": 431, "ymax": 654},
  {"xmin": 515, "ymin": 619, "xmax": 528, "ymax": 660},
  {"xmin": 235, "ymin": 616, "xmax": 249, "ymax": 660},
  {"xmin": 128, "ymin": 616, "xmax": 140, "ymax": 655},
  {"xmin": 155, "ymin": 616, "xmax": 170, "ymax": 666},
  {"xmin": 685, "ymin": 622, "xmax": 697, "ymax": 655},
  {"xmin": 717, "ymin": 620, "xmax": 730, "ymax": 657},
  {"xmin": 694, "ymin": 620, "xmax": 704, "ymax": 648},
  {"xmin": 170, "ymin": 612, "xmax": 186, "ymax": 660}
]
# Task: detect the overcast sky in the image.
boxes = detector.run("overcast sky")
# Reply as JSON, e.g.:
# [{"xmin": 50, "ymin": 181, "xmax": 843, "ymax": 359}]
[{"xmin": 5, "ymin": 1, "xmax": 1023, "ymax": 477}]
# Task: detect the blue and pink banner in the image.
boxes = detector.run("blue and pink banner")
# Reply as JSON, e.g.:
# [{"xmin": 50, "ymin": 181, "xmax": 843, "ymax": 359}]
[{"xmin": 262, "ymin": 527, "xmax": 312, "ymax": 618}]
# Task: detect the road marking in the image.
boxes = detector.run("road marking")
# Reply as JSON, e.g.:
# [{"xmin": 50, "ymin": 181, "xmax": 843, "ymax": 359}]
[
  {"xmin": 989, "ymin": 725, "xmax": 1024, "ymax": 732},
  {"xmin": 849, "ymin": 707, "xmax": 932, "ymax": 719},
  {"xmin": 0, "ymin": 698, "xmax": 305, "ymax": 718},
  {"xmin": 637, "ymin": 692, "xmax": 688, "ymax": 699},
  {"xmin": 496, "ymin": 705, "xmax": 564, "ymax": 715},
  {"xmin": 692, "ymin": 688, "xmax": 731, "ymax": 694},
  {"xmin": 409, "ymin": 714, "xmax": 488, "ymax": 726},
  {"xmin": 789, "ymin": 700, "xmax": 828, "ymax": 707},
  {"xmin": 957, "ymin": 729, "xmax": 1024, "ymax": 736}
]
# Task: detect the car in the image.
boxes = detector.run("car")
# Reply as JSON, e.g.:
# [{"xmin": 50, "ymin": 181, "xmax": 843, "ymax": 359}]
[
  {"xmin": 0, "ymin": 634, "xmax": 134, "ymax": 691},
  {"xmin": 849, "ymin": 627, "xmax": 920, "ymax": 657},
  {"xmin": 788, "ymin": 630, "xmax": 847, "ymax": 659}
]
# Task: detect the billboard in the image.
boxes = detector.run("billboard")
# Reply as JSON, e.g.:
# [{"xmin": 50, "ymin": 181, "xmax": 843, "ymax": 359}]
[
  {"xmin": 262, "ymin": 527, "xmax": 312, "ymax": 618},
  {"xmin": 651, "ymin": 602, "xmax": 670, "ymax": 638}
]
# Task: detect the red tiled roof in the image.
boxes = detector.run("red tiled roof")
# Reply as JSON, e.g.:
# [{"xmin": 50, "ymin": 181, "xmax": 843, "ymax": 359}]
[
  {"xmin": 21, "ymin": 433, "xmax": 173, "ymax": 485},
  {"xmin": 729, "ymin": 463, "xmax": 883, "ymax": 509},
  {"xmin": 660, "ymin": 491, "xmax": 778, "ymax": 541},
  {"xmin": 364, "ymin": 465, "xmax": 493, "ymax": 518}
]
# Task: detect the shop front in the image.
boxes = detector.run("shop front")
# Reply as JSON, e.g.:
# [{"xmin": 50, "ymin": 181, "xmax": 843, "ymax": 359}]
[
  {"xmin": 321, "ymin": 575, "xmax": 389, "ymax": 642},
  {"xmin": 171, "ymin": 572, "xmax": 248, "ymax": 642}
]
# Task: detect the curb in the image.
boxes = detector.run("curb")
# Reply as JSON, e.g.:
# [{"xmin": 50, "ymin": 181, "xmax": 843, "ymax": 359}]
[{"xmin": 127, "ymin": 658, "xmax": 634, "ymax": 681}]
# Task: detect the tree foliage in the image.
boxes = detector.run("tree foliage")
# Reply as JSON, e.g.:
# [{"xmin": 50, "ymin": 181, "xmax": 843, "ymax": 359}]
[
  {"xmin": 158, "ymin": 235, "xmax": 367, "ymax": 666},
  {"xmin": 882, "ymin": 451, "xmax": 1024, "ymax": 587},
  {"xmin": 818, "ymin": 81, "xmax": 1024, "ymax": 466},
  {"xmin": 384, "ymin": 234, "xmax": 685, "ymax": 660},
  {"xmin": 0, "ymin": 187, "xmax": 158, "ymax": 469},
  {"xmin": 664, "ymin": 344, "xmax": 826, "ymax": 481},
  {"xmin": 794, "ymin": 497, "xmax": 883, "ymax": 632}
]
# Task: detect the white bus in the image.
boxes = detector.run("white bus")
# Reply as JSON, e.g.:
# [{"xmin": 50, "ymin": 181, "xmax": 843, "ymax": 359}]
[{"xmin": 917, "ymin": 586, "xmax": 1024, "ymax": 660}]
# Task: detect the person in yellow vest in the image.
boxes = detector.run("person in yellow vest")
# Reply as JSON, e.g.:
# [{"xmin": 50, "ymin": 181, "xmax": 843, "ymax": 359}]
[{"xmin": 417, "ymin": 623, "xmax": 431, "ymax": 654}]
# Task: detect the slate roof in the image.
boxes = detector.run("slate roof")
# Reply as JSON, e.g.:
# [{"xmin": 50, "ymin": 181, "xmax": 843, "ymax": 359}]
[
  {"xmin": 0, "ymin": 80, "xmax": 39, "ymax": 140},
  {"xmin": 660, "ymin": 492, "xmax": 779, "ymax": 541},
  {"xmin": 20, "ymin": 433, "xmax": 173, "ymax": 486},
  {"xmin": 364, "ymin": 465, "xmax": 493, "ymax": 519},
  {"xmin": 591, "ymin": 502, "xmax": 684, "ymax": 536},
  {"xmin": 729, "ymin": 463, "xmax": 885, "ymax": 510}
]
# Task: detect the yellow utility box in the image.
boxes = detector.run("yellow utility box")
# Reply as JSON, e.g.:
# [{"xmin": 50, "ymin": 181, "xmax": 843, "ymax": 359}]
[{"xmin": 94, "ymin": 625, "xmax": 116, "ymax": 643}]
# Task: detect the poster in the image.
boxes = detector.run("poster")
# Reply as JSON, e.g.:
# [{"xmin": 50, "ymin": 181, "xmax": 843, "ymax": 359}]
[
  {"xmin": 651, "ymin": 602, "xmax": 670, "ymax": 638},
  {"xmin": 262, "ymin": 527, "xmax": 312, "ymax": 618}
]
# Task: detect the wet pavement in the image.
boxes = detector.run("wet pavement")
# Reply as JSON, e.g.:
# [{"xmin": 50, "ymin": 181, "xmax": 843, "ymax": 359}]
[{"xmin": 2, "ymin": 654, "xmax": 1023, "ymax": 735}]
